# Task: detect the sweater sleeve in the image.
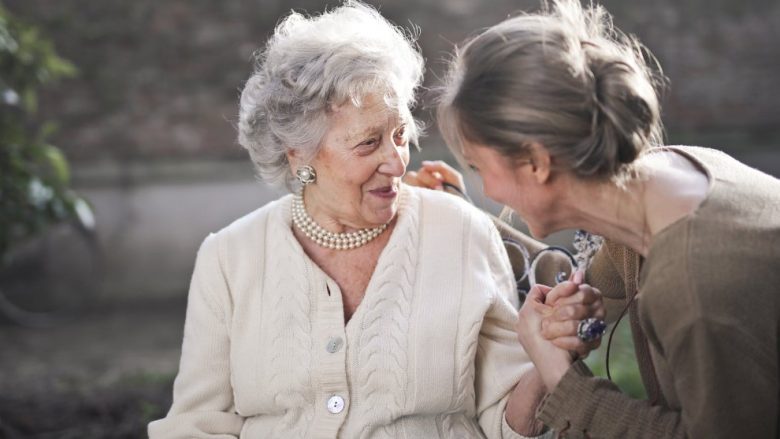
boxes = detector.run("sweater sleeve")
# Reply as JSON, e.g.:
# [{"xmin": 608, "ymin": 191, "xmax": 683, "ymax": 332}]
[
  {"xmin": 148, "ymin": 234, "xmax": 245, "ymax": 438},
  {"xmin": 475, "ymin": 221, "xmax": 553, "ymax": 439},
  {"xmin": 538, "ymin": 258, "xmax": 779, "ymax": 438},
  {"xmin": 538, "ymin": 313, "xmax": 778, "ymax": 439},
  {"xmin": 536, "ymin": 360, "xmax": 684, "ymax": 438},
  {"xmin": 474, "ymin": 291, "xmax": 556, "ymax": 439}
]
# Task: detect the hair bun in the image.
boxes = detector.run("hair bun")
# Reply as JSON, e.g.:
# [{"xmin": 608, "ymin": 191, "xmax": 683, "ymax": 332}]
[
  {"xmin": 438, "ymin": 0, "xmax": 666, "ymax": 181},
  {"xmin": 574, "ymin": 32, "xmax": 664, "ymax": 177}
]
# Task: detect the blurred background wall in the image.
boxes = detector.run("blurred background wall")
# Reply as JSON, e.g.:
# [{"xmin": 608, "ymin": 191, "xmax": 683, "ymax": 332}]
[
  {"xmin": 1, "ymin": 1, "xmax": 778, "ymax": 436},
  {"xmin": 5, "ymin": 0, "xmax": 780, "ymax": 303}
]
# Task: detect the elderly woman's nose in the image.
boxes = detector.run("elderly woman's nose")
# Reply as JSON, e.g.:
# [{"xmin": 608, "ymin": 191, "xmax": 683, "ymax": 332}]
[{"xmin": 378, "ymin": 141, "xmax": 407, "ymax": 176}]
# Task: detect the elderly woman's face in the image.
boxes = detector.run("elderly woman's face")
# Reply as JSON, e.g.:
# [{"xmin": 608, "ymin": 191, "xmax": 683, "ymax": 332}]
[{"xmin": 304, "ymin": 94, "xmax": 410, "ymax": 229}]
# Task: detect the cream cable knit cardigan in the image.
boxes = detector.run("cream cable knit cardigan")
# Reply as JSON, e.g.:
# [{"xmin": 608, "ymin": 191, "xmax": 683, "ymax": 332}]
[{"xmin": 148, "ymin": 186, "xmax": 545, "ymax": 439}]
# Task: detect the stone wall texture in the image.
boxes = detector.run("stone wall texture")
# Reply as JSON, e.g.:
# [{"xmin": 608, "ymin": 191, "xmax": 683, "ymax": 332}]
[{"xmin": 6, "ymin": 0, "xmax": 780, "ymax": 163}]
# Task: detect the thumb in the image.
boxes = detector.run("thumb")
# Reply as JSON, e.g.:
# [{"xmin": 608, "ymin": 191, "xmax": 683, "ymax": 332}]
[
  {"xmin": 527, "ymin": 284, "xmax": 553, "ymax": 304},
  {"xmin": 525, "ymin": 285, "xmax": 546, "ymax": 303},
  {"xmin": 526, "ymin": 284, "xmax": 554, "ymax": 316}
]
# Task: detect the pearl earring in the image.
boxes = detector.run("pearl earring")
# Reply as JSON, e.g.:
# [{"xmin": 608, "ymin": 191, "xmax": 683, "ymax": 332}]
[{"xmin": 296, "ymin": 165, "xmax": 316, "ymax": 185}]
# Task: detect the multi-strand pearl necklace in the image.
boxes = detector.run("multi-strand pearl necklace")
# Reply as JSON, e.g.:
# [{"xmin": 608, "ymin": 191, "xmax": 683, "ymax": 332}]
[{"xmin": 292, "ymin": 193, "xmax": 387, "ymax": 250}]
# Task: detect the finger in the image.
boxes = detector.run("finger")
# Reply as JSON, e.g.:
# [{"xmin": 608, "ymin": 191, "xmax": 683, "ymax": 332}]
[
  {"xmin": 414, "ymin": 168, "xmax": 444, "ymax": 190},
  {"xmin": 525, "ymin": 284, "xmax": 548, "ymax": 305},
  {"xmin": 592, "ymin": 304, "xmax": 606, "ymax": 321},
  {"xmin": 402, "ymin": 171, "xmax": 420, "ymax": 187},
  {"xmin": 535, "ymin": 284, "xmax": 554, "ymax": 296},
  {"xmin": 421, "ymin": 160, "xmax": 465, "ymax": 188},
  {"xmin": 519, "ymin": 286, "xmax": 550, "ymax": 326},
  {"xmin": 569, "ymin": 269, "xmax": 585, "ymax": 285},
  {"xmin": 421, "ymin": 160, "xmax": 458, "ymax": 178},
  {"xmin": 544, "ymin": 281, "xmax": 580, "ymax": 306},
  {"xmin": 540, "ymin": 319, "xmax": 579, "ymax": 340},
  {"xmin": 574, "ymin": 339, "xmax": 603, "ymax": 358},
  {"xmin": 554, "ymin": 301, "xmax": 608, "ymax": 321},
  {"xmin": 552, "ymin": 285, "xmax": 601, "ymax": 307},
  {"xmin": 524, "ymin": 284, "xmax": 555, "ymax": 315},
  {"xmin": 551, "ymin": 303, "xmax": 596, "ymax": 322},
  {"xmin": 550, "ymin": 336, "xmax": 602, "ymax": 354},
  {"xmin": 532, "ymin": 284, "xmax": 554, "ymax": 306}
]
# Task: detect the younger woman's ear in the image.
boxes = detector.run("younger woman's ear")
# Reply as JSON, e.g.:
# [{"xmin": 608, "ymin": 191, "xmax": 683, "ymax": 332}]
[{"xmin": 527, "ymin": 142, "xmax": 552, "ymax": 184}]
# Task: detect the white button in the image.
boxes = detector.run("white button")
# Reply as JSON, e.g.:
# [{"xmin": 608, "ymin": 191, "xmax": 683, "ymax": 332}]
[
  {"xmin": 327, "ymin": 395, "xmax": 345, "ymax": 414},
  {"xmin": 326, "ymin": 337, "xmax": 343, "ymax": 353}
]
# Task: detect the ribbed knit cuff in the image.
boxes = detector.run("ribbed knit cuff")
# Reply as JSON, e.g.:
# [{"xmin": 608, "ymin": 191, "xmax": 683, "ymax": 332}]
[
  {"xmin": 501, "ymin": 414, "xmax": 554, "ymax": 439},
  {"xmin": 535, "ymin": 360, "xmax": 594, "ymax": 433}
]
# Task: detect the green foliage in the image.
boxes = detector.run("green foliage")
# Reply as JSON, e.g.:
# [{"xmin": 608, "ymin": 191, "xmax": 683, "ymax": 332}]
[
  {"xmin": 0, "ymin": 3, "xmax": 92, "ymax": 265},
  {"xmin": 585, "ymin": 320, "xmax": 647, "ymax": 400}
]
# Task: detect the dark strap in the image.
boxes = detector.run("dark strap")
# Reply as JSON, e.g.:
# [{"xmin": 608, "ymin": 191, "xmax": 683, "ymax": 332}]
[{"xmin": 624, "ymin": 254, "xmax": 664, "ymax": 405}]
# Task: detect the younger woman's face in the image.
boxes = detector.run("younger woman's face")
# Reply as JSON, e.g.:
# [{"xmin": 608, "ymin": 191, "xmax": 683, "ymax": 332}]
[{"xmin": 462, "ymin": 142, "xmax": 558, "ymax": 238}]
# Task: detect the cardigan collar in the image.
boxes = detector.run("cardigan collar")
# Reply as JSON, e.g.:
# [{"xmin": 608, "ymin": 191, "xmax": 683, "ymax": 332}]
[{"xmin": 267, "ymin": 184, "xmax": 420, "ymax": 330}]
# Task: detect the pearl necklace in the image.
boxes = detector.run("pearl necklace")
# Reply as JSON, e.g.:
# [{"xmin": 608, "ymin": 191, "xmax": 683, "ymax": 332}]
[{"xmin": 291, "ymin": 193, "xmax": 387, "ymax": 250}]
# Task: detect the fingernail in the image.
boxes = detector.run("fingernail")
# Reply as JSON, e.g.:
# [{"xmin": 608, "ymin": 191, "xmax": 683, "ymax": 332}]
[
  {"xmin": 422, "ymin": 160, "xmax": 432, "ymax": 165},
  {"xmin": 573, "ymin": 269, "xmax": 584, "ymax": 285}
]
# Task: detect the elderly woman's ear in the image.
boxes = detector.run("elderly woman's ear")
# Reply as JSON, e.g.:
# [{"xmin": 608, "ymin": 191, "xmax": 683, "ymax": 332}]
[{"xmin": 286, "ymin": 148, "xmax": 303, "ymax": 170}]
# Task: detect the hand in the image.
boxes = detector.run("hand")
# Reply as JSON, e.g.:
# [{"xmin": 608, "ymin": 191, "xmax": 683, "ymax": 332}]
[
  {"xmin": 542, "ymin": 270, "xmax": 606, "ymax": 359},
  {"xmin": 403, "ymin": 160, "xmax": 466, "ymax": 194},
  {"xmin": 515, "ymin": 284, "xmax": 575, "ymax": 392}
]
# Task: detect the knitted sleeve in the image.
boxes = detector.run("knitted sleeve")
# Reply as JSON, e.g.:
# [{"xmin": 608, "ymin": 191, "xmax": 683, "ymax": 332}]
[
  {"xmin": 536, "ymin": 299, "xmax": 777, "ymax": 439},
  {"xmin": 148, "ymin": 234, "xmax": 244, "ymax": 438},
  {"xmin": 535, "ymin": 360, "xmax": 683, "ymax": 438},
  {"xmin": 474, "ymin": 218, "xmax": 553, "ymax": 439}
]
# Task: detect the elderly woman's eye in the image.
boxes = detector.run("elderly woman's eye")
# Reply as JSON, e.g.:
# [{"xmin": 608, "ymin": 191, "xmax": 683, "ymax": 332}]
[
  {"xmin": 468, "ymin": 164, "xmax": 479, "ymax": 172},
  {"xmin": 393, "ymin": 126, "xmax": 408, "ymax": 145},
  {"xmin": 359, "ymin": 138, "xmax": 379, "ymax": 147}
]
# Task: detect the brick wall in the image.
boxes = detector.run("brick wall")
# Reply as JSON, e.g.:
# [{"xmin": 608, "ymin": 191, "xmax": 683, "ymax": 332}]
[{"xmin": 7, "ymin": 0, "xmax": 779, "ymax": 161}]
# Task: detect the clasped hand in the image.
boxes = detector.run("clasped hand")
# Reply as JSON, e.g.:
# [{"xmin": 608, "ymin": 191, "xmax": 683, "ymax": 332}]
[{"xmin": 515, "ymin": 271, "xmax": 605, "ymax": 392}]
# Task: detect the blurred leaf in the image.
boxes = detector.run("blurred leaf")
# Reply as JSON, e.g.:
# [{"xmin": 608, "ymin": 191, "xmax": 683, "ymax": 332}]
[
  {"xmin": 20, "ymin": 83, "xmax": 36, "ymax": 112},
  {"xmin": 42, "ymin": 144, "xmax": 70, "ymax": 184},
  {"xmin": 0, "ymin": 4, "xmax": 90, "ymax": 269},
  {"xmin": 38, "ymin": 120, "xmax": 59, "ymax": 140},
  {"xmin": 72, "ymin": 197, "xmax": 96, "ymax": 231},
  {"xmin": 0, "ymin": 16, "xmax": 17, "ymax": 53}
]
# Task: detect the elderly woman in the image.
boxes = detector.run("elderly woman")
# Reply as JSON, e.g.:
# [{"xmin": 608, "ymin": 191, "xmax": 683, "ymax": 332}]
[
  {"xmin": 437, "ymin": 0, "xmax": 780, "ymax": 437},
  {"xmin": 148, "ymin": 2, "xmax": 605, "ymax": 438}
]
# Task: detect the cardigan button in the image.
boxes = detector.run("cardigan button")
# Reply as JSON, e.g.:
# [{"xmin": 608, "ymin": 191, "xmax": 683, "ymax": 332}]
[
  {"xmin": 327, "ymin": 395, "xmax": 345, "ymax": 414},
  {"xmin": 326, "ymin": 337, "xmax": 343, "ymax": 353}
]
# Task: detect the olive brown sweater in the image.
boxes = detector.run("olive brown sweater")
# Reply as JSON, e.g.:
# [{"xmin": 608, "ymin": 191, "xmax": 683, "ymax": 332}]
[{"xmin": 538, "ymin": 146, "xmax": 780, "ymax": 438}]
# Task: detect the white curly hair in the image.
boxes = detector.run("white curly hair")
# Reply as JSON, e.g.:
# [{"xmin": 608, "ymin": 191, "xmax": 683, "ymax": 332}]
[{"xmin": 238, "ymin": 1, "xmax": 425, "ymax": 188}]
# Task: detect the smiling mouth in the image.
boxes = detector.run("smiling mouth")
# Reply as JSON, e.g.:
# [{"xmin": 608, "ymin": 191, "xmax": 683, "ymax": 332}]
[{"xmin": 369, "ymin": 185, "xmax": 398, "ymax": 199}]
